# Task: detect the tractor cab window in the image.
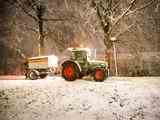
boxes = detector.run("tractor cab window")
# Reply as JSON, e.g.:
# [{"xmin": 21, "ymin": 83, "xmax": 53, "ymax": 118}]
[{"xmin": 71, "ymin": 51, "xmax": 87, "ymax": 61}]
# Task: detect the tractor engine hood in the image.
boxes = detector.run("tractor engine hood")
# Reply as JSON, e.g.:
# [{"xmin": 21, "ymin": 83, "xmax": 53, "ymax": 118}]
[{"xmin": 89, "ymin": 60, "xmax": 108, "ymax": 68}]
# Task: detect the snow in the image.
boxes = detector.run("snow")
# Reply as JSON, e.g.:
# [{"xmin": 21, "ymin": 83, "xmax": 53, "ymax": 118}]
[
  {"xmin": 28, "ymin": 55, "xmax": 58, "ymax": 68},
  {"xmin": 48, "ymin": 55, "xmax": 58, "ymax": 68},
  {"xmin": 0, "ymin": 77, "xmax": 160, "ymax": 120}
]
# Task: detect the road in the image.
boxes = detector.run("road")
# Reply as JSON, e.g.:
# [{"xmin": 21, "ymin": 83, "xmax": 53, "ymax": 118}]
[{"xmin": 0, "ymin": 77, "xmax": 160, "ymax": 120}]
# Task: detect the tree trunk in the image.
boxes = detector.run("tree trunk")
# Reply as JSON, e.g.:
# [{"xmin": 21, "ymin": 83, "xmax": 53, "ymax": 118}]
[
  {"xmin": 37, "ymin": 4, "xmax": 45, "ymax": 56},
  {"xmin": 38, "ymin": 19, "xmax": 44, "ymax": 55}
]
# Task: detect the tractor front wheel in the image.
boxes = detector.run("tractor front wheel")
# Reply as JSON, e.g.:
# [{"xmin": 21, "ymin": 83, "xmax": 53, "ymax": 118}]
[
  {"xmin": 93, "ymin": 68, "xmax": 106, "ymax": 82},
  {"xmin": 62, "ymin": 62, "xmax": 79, "ymax": 81}
]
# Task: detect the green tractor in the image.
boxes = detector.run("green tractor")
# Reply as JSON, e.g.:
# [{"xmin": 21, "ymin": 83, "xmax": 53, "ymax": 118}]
[{"xmin": 61, "ymin": 48, "xmax": 109, "ymax": 81}]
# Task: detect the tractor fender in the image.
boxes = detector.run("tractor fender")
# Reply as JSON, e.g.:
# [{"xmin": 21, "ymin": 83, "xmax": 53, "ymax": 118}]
[
  {"xmin": 94, "ymin": 67, "xmax": 106, "ymax": 70},
  {"xmin": 62, "ymin": 60, "xmax": 81, "ymax": 72}
]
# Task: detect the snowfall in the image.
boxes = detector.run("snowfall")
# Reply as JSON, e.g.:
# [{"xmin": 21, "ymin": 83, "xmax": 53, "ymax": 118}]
[{"xmin": 0, "ymin": 77, "xmax": 160, "ymax": 120}]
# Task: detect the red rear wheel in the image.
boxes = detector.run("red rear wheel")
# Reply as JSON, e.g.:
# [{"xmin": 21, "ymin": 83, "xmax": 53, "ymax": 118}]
[
  {"xmin": 62, "ymin": 62, "xmax": 79, "ymax": 81},
  {"xmin": 63, "ymin": 65, "xmax": 74, "ymax": 79},
  {"xmin": 94, "ymin": 68, "xmax": 106, "ymax": 82}
]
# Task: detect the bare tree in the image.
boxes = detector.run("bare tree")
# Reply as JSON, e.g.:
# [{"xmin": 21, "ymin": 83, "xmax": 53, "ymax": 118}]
[
  {"xmin": 91, "ymin": 0, "xmax": 158, "ymax": 49},
  {"xmin": 89, "ymin": 0, "xmax": 159, "ymax": 75},
  {"xmin": 8, "ymin": 0, "xmax": 75, "ymax": 55}
]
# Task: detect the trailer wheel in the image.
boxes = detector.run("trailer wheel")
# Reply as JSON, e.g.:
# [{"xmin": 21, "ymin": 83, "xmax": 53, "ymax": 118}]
[
  {"xmin": 39, "ymin": 74, "xmax": 47, "ymax": 79},
  {"xmin": 93, "ymin": 68, "xmax": 106, "ymax": 82},
  {"xmin": 62, "ymin": 62, "xmax": 79, "ymax": 81},
  {"xmin": 28, "ymin": 70, "xmax": 39, "ymax": 80}
]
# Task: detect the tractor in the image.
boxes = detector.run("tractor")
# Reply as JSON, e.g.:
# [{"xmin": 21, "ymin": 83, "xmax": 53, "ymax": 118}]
[{"xmin": 61, "ymin": 48, "xmax": 109, "ymax": 81}]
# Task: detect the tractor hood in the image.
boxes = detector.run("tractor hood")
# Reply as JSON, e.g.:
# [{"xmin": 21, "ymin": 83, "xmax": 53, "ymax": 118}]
[{"xmin": 89, "ymin": 60, "xmax": 108, "ymax": 68}]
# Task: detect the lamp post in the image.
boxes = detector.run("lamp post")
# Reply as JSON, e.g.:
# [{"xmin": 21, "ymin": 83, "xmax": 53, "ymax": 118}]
[{"xmin": 111, "ymin": 37, "xmax": 118, "ymax": 76}]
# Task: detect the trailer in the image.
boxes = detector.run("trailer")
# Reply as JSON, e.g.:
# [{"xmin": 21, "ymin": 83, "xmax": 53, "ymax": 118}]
[{"xmin": 25, "ymin": 55, "xmax": 58, "ymax": 80}]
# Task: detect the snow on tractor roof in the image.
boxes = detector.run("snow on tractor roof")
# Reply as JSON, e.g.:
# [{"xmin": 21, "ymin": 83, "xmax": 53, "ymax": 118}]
[
  {"xmin": 67, "ymin": 47, "xmax": 92, "ymax": 60},
  {"xmin": 67, "ymin": 47, "xmax": 91, "ymax": 52}
]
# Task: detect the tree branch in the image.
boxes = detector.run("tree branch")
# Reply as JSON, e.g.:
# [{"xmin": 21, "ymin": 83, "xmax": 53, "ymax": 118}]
[
  {"xmin": 115, "ymin": 23, "xmax": 134, "ymax": 38},
  {"xmin": 44, "ymin": 29, "xmax": 56, "ymax": 37},
  {"xmin": 25, "ymin": 26, "xmax": 39, "ymax": 33},
  {"xmin": 45, "ymin": 28, "xmax": 65, "ymax": 49},
  {"xmin": 109, "ymin": 0, "xmax": 137, "ymax": 33},
  {"xmin": 42, "ymin": 17, "xmax": 78, "ymax": 22},
  {"xmin": 15, "ymin": 48, "xmax": 26, "ymax": 59},
  {"xmin": 64, "ymin": 0, "xmax": 69, "ymax": 9},
  {"xmin": 112, "ymin": 1, "xmax": 120, "ymax": 12},
  {"xmin": 16, "ymin": 0, "xmax": 38, "ymax": 21},
  {"xmin": 126, "ymin": 0, "xmax": 156, "ymax": 16}
]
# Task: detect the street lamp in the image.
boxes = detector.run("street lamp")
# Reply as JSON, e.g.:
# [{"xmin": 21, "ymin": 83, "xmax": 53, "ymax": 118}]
[{"xmin": 111, "ymin": 37, "xmax": 118, "ymax": 76}]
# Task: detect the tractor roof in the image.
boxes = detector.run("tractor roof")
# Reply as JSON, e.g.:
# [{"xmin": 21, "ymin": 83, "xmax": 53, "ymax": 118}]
[{"xmin": 67, "ymin": 47, "xmax": 91, "ymax": 52}]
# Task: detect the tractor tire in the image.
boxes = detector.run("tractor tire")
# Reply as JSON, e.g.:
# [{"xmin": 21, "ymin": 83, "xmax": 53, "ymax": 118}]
[
  {"xmin": 93, "ymin": 68, "xmax": 106, "ymax": 82},
  {"xmin": 62, "ymin": 62, "xmax": 79, "ymax": 81},
  {"xmin": 28, "ymin": 70, "xmax": 39, "ymax": 80},
  {"xmin": 39, "ymin": 74, "xmax": 47, "ymax": 79}
]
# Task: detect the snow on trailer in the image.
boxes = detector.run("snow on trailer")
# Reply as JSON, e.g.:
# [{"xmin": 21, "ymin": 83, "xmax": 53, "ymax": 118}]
[
  {"xmin": 28, "ymin": 55, "xmax": 58, "ymax": 69},
  {"xmin": 25, "ymin": 55, "xmax": 58, "ymax": 80}
]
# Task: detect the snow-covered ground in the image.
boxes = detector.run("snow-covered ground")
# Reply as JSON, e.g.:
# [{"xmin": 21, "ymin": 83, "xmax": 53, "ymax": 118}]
[{"xmin": 0, "ymin": 77, "xmax": 160, "ymax": 120}]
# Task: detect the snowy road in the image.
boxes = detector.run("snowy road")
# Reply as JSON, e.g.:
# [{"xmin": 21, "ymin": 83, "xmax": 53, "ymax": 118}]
[{"xmin": 0, "ymin": 77, "xmax": 160, "ymax": 120}]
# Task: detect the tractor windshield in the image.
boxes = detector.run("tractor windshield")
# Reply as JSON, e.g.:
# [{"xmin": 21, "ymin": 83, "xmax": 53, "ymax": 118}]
[{"xmin": 71, "ymin": 50, "xmax": 87, "ymax": 61}]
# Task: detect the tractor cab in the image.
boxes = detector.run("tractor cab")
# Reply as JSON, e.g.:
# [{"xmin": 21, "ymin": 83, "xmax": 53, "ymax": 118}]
[
  {"xmin": 68, "ymin": 48, "xmax": 91, "ymax": 60},
  {"xmin": 69, "ymin": 48, "xmax": 90, "ymax": 65}
]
